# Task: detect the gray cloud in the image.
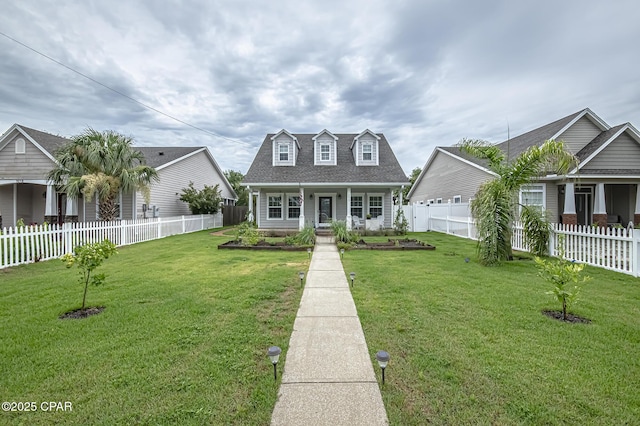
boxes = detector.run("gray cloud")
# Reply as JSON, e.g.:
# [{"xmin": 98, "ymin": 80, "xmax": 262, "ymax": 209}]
[{"xmin": 1, "ymin": 0, "xmax": 639, "ymax": 174}]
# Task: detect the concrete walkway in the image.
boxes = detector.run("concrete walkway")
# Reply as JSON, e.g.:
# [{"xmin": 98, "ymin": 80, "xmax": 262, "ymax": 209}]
[{"xmin": 270, "ymin": 236, "xmax": 388, "ymax": 425}]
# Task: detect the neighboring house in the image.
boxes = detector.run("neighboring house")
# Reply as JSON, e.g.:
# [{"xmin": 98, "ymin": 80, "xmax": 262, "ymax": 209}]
[
  {"xmin": 0, "ymin": 124, "xmax": 236, "ymax": 227},
  {"xmin": 408, "ymin": 108, "xmax": 640, "ymax": 227},
  {"xmin": 242, "ymin": 129, "xmax": 408, "ymax": 230}
]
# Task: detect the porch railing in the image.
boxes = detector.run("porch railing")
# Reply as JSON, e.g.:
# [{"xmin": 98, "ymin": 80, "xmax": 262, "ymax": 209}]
[{"xmin": 0, "ymin": 213, "xmax": 222, "ymax": 269}]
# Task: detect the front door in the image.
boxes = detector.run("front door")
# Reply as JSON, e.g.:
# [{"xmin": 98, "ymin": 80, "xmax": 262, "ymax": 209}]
[
  {"xmin": 575, "ymin": 189, "xmax": 592, "ymax": 225},
  {"xmin": 319, "ymin": 197, "xmax": 332, "ymax": 226}
]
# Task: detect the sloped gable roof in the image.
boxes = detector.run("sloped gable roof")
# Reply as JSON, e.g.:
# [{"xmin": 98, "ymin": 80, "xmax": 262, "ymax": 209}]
[{"xmin": 243, "ymin": 132, "xmax": 407, "ymax": 185}]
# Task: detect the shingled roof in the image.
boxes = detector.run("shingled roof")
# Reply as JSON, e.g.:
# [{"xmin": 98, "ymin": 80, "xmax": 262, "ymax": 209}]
[
  {"xmin": 243, "ymin": 133, "xmax": 408, "ymax": 185},
  {"xmin": 12, "ymin": 124, "xmax": 200, "ymax": 168}
]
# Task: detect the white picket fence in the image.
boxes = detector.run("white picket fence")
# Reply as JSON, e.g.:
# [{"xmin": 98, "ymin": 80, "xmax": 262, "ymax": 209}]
[
  {"xmin": 0, "ymin": 213, "xmax": 223, "ymax": 269},
  {"xmin": 399, "ymin": 203, "xmax": 640, "ymax": 277}
]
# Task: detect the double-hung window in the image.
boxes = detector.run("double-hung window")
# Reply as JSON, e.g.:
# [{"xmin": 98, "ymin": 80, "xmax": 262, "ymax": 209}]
[
  {"xmin": 279, "ymin": 144, "xmax": 289, "ymax": 161},
  {"xmin": 320, "ymin": 144, "xmax": 330, "ymax": 161},
  {"xmin": 268, "ymin": 194, "xmax": 283, "ymax": 219},
  {"xmin": 520, "ymin": 184, "xmax": 545, "ymax": 212},
  {"xmin": 368, "ymin": 195, "xmax": 383, "ymax": 218},
  {"xmin": 287, "ymin": 194, "xmax": 301, "ymax": 219},
  {"xmin": 362, "ymin": 143, "xmax": 372, "ymax": 161},
  {"xmin": 351, "ymin": 195, "xmax": 363, "ymax": 218}
]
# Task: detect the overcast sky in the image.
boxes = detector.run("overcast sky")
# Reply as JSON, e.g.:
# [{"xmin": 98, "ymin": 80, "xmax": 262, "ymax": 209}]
[{"xmin": 1, "ymin": 0, "xmax": 638, "ymax": 175}]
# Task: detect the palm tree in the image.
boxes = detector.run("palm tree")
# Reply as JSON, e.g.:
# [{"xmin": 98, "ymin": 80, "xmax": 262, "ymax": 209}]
[
  {"xmin": 48, "ymin": 128, "xmax": 158, "ymax": 221},
  {"xmin": 459, "ymin": 138, "xmax": 577, "ymax": 265}
]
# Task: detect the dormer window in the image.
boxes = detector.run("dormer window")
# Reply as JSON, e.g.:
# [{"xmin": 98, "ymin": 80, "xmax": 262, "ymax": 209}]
[
  {"xmin": 362, "ymin": 143, "xmax": 372, "ymax": 161},
  {"xmin": 279, "ymin": 144, "xmax": 289, "ymax": 161},
  {"xmin": 313, "ymin": 129, "xmax": 338, "ymax": 165},
  {"xmin": 271, "ymin": 129, "xmax": 299, "ymax": 166},
  {"xmin": 351, "ymin": 129, "xmax": 380, "ymax": 166},
  {"xmin": 320, "ymin": 144, "xmax": 331, "ymax": 161}
]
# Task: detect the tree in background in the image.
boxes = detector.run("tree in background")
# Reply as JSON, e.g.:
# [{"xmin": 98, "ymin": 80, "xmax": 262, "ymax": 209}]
[
  {"xmin": 48, "ymin": 128, "xmax": 158, "ymax": 221},
  {"xmin": 224, "ymin": 170, "xmax": 248, "ymax": 206},
  {"xmin": 179, "ymin": 182, "xmax": 223, "ymax": 214},
  {"xmin": 394, "ymin": 167, "xmax": 422, "ymax": 204},
  {"xmin": 459, "ymin": 138, "xmax": 577, "ymax": 266}
]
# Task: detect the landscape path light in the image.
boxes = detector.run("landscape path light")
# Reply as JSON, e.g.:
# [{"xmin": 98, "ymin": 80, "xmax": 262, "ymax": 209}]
[
  {"xmin": 340, "ymin": 248, "xmax": 345, "ymax": 259},
  {"xmin": 349, "ymin": 272, "xmax": 355, "ymax": 288},
  {"xmin": 267, "ymin": 346, "xmax": 282, "ymax": 381},
  {"xmin": 376, "ymin": 350, "xmax": 390, "ymax": 385},
  {"xmin": 307, "ymin": 248, "xmax": 312, "ymax": 259},
  {"xmin": 298, "ymin": 271, "xmax": 305, "ymax": 287}
]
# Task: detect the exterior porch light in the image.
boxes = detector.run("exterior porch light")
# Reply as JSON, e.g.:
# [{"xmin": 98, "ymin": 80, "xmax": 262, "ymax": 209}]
[
  {"xmin": 267, "ymin": 346, "xmax": 282, "ymax": 381},
  {"xmin": 349, "ymin": 272, "xmax": 355, "ymax": 288},
  {"xmin": 375, "ymin": 350, "xmax": 390, "ymax": 385},
  {"xmin": 298, "ymin": 271, "xmax": 305, "ymax": 287}
]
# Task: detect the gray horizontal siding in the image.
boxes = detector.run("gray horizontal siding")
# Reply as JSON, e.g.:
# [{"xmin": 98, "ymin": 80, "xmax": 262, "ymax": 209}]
[
  {"xmin": 0, "ymin": 132, "xmax": 55, "ymax": 180},
  {"xmin": 558, "ymin": 116, "xmax": 603, "ymax": 155},
  {"xmin": 586, "ymin": 133, "xmax": 640, "ymax": 169},
  {"xmin": 410, "ymin": 150, "xmax": 493, "ymax": 204}
]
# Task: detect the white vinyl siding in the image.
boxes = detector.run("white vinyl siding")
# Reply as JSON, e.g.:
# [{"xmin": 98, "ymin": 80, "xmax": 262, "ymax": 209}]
[{"xmin": 267, "ymin": 193, "xmax": 283, "ymax": 219}]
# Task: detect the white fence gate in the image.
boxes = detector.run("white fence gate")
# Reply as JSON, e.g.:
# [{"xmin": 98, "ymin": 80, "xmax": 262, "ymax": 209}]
[{"xmin": 0, "ymin": 213, "xmax": 223, "ymax": 269}]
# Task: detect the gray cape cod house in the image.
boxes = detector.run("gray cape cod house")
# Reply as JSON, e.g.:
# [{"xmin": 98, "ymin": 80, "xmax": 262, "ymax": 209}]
[{"xmin": 242, "ymin": 129, "xmax": 408, "ymax": 230}]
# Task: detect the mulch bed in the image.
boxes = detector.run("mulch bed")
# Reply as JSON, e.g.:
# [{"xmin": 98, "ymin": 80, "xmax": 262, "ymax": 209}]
[
  {"xmin": 217, "ymin": 241, "xmax": 311, "ymax": 251},
  {"xmin": 353, "ymin": 238, "xmax": 436, "ymax": 250},
  {"xmin": 59, "ymin": 306, "xmax": 105, "ymax": 320},
  {"xmin": 542, "ymin": 310, "xmax": 591, "ymax": 324}
]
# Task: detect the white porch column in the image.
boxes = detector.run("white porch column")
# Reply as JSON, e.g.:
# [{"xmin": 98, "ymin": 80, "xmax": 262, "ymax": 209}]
[
  {"xmin": 593, "ymin": 183, "xmax": 606, "ymax": 214},
  {"xmin": 66, "ymin": 196, "xmax": 78, "ymax": 217},
  {"xmin": 635, "ymin": 184, "xmax": 640, "ymax": 214},
  {"xmin": 563, "ymin": 183, "xmax": 576, "ymax": 214},
  {"xmin": 45, "ymin": 184, "xmax": 56, "ymax": 217},
  {"xmin": 346, "ymin": 187, "xmax": 352, "ymax": 230},
  {"xmin": 298, "ymin": 187, "xmax": 305, "ymax": 230},
  {"xmin": 247, "ymin": 186, "xmax": 254, "ymax": 222}
]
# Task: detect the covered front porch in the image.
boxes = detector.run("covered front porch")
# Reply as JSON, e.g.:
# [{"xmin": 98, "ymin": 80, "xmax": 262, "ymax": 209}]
[
  {"xmin": 559, "ymin": 181, "xmax": 640, "ymax": 227},
  {"xmin": 0, "ymin": 181, "xmax": 82, "ymax": 228},
  {"xmin": 246, "ymin": 184, "xmax": 404, "ymax": 231}
]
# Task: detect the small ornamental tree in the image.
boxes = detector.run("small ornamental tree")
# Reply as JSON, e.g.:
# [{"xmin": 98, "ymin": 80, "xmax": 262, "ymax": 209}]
[
  {"xmin": 61, "ymin": 240, "xmax": 118, "ymax": 310},
  {"xmin": 179, "ymin": 182, "xmax": 223, "ymax": 214},
  {"xmin": 394, "ymin": 208, "xmax": 409, "ymax": 235},
  {"xmin": 535, "ymin": 239, "xmax": 590, "ymax": 320}
]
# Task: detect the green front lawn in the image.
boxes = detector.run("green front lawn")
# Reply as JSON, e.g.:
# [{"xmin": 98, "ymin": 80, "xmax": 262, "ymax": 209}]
[
  {"xmin": 0, "ymin": 230, "xmax": 305, "ymax": 425},
  {"xmin": 344, "ymin": 232, "xmax": 640, "ymax": 425}
]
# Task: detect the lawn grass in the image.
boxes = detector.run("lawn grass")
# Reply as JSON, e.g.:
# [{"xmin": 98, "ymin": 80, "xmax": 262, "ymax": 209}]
[
  {"xmin": 0, "ymin": 230, "xmax": 305, "ymax": 425},
  {"xmin": 344, "ymin": 232, "xmax": 640, "ymax": 425}
]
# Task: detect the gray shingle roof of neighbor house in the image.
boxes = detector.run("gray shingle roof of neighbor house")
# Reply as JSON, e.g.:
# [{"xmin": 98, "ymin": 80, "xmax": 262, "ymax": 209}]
[
  {"xmin": 243, "ymin": 133, "xmax": 408, "ymax": 185},
  {"xmin": 437, "ymin": 109, "xmax": 594, "ymax": 169},
  {"xmin": 15, "ymin": 124, "xmax": 202, "ymax": 169}
]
